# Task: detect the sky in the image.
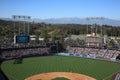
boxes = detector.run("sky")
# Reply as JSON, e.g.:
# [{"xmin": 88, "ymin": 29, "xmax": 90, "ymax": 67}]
[{"xmin": 0, "ymin": 0, "xmax": 120, "ymax": 20}]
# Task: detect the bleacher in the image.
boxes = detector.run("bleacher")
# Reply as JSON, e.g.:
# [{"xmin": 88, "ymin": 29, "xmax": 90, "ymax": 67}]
[
  {"xmin": 1, "ymin": 47, "xmax": 50, "ymax": 59},
  {"xmin": 104, "ymin": 50, "xmax": 116, "ymax": 58},
  {"xmin": 82, "ymin": 48, "xmax": 91, "ymax": 55},
  {"xmin": 88, "ymin": 48, "xmax": 99, "ymax": 56},
  {"xmin": 67, "ymin": 46, "xmax": 120, "ymax": 59},
  {"xmin": 115, "ymin": 73, "xmax": 120, "ymax": 80},
  {"xmin": 113, "ymin": 51, "xmax": 120, "ymax": 58}
]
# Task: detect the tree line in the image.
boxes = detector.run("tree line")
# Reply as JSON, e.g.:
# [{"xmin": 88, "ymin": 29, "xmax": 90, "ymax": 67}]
[{"xmin": 0, "ymin": 19, "xmax": 120, "ymax": 44}]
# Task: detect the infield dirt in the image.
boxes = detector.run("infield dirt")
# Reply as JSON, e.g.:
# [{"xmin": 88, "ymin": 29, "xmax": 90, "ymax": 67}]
[{"xmin": 25, "ymin": 72, "xmax": 96, "ymax": 80}]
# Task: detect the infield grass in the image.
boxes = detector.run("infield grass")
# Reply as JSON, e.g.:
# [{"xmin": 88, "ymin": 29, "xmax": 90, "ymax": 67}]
[{"xmin": 1, "ymin": 56, "xmax": 120, "ymax": 80}]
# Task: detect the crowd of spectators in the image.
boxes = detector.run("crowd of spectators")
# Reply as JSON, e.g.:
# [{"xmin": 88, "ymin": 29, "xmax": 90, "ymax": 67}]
[
  {"xmin": 1, "ymin": 44, "xmax": 120, "ymax": 60},
  {"xmin": 67, "ymin": 46, "xmax": 120, "ymax": 59},
  {"xmin": 0, "ymin": 43, "xmax": 46, "ymax": 49},
  {"xmin": 96, "ymin": 49, "xmax": 107, "ymax": 58},
  {"xmin": 1, "ymin": 47, "xmax": 50, "ymax": 59}
]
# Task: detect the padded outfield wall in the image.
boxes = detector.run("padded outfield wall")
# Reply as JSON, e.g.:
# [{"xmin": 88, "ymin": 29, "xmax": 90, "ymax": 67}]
[{"xmin": 56, "ymin": 53, "xmax": 116, "ymax": 61}]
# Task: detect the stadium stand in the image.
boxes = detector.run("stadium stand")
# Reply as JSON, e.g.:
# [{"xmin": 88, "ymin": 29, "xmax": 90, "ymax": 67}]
[
  {"xmin": 113, "ymin": 51, "xmax": 120, "ymax": 58},
  {"xmin": 115, "ymin": 73, "xmax": 120, "ymax": 80},
  {"xmin": 104, "ymin": 50, "xmax": 116, "ymax": 58},
  {"xmin": 66, "ymin": 46, "xmax": 120, "ymax": 59},
  {"xmin": 96, "ymin": 49, "xmax": 108, "ymax": 58},
  {"xmin": 1, "ymin": 47, "xmax": 50, "ymax": 59},
  {"xmin": 82, "ymin": 48, "xmax": 91, "ymax": 55},
  {"xmin": 88, "ymin": 48, "xmax": 99, "ymax": 56},
  {"xmin": 0, "ymin": 57, "xmax": 9, "ymax": 80}
]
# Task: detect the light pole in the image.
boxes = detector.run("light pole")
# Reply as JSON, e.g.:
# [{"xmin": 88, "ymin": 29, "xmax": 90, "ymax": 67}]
[
  {"xmin": 12, "ymin": 15, "xmax": 31, "ymax": 35},
  {"xmin": 86, "ymin": 17, "xmax": 104, "ymax": 47},
  {"xmin": 86, "ymin": 18, "xmax": 89, "ymax": 35},
  {"xmin": 86, "ymin": 17, "xmax": 104, "ymax": 36},
  {"xmin": 98, "ymin": 17, "xmax": 104, "ymax": 47},
  {"xmin": 12, "ymin": 15, "xmax": 31, "ymax": 47},
  {"xmin": 28, "ymin": 16, "xmax": 31, "ymax": 35}
]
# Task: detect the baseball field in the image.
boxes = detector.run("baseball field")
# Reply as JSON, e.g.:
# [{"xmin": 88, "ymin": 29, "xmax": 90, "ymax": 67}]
[{"xmin": 1, "ymin": 56, "xmax": 120, "ymax": 80}]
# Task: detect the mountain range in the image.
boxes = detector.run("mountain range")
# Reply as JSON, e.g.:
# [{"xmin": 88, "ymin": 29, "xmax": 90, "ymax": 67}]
[{"xmin": 1, "ymin": 17, "xmax": 120, "ymax": 26}]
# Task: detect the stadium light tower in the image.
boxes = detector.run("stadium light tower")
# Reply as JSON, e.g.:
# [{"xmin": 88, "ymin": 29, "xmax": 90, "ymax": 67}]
[
  {"xmin": 86, "ymin": 17, "xmax": 90, "ymax": 35},
  {"xmin": 86, "ymin": 17, "xmax": 96, "ymax": 36},
  {"xmin": 86, "ymin": 17, "xmax": 104, "ymax": 36},
  {"xmin": 12, "ymin": 15, "xmax": 31, "ymax": 44},
  {"xmin": 86, "ymin": 17, "xmax": 104, "ymax": 47},
  {"xmin": 12, "ymin": 15, "xmax": 31, "ymax": 35}
]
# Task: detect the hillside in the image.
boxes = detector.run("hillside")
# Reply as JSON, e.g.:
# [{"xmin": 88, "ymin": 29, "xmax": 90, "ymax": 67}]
[{"xmin": 0, "ymin": 19, "xmax": 120, "ymax": 44}]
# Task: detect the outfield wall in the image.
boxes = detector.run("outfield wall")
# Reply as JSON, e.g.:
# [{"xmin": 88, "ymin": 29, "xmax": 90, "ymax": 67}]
[{"xmin": 56, "ymin": 53, "xmax": 116, "ymax": 62}]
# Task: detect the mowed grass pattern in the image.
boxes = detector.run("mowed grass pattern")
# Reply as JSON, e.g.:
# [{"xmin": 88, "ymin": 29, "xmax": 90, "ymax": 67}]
[{"xmin": 1, "ymin": 56, "xmax": 120, "ymax": 80}]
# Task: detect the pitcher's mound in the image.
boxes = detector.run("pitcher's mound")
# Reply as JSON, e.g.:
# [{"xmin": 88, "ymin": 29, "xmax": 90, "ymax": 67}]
[{"xmin": 25, "ymin": 72, "xmax": 96, "ymax": 80}]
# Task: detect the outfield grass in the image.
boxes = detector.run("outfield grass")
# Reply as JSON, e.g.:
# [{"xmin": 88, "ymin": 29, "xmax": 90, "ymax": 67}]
[{"xmin": 1, "ymin": 56, "xmax": 120, "ymax": 80}]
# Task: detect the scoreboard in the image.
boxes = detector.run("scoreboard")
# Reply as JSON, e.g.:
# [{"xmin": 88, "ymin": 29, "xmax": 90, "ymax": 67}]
[{"xmin": 15, "ymin": 35, "xmax": 30, "ymax": 43}]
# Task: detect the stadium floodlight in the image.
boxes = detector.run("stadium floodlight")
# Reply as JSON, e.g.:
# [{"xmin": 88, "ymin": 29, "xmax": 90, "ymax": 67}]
[{"xmin": 12, "ymin": 15, "xmax": 31, "ymax": 20}]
